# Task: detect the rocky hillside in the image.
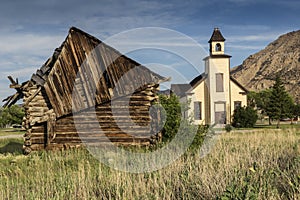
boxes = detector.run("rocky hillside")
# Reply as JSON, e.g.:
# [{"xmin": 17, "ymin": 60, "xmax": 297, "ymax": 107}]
[{"xmin": 231, "ymin": 30, "xmax": 300, "ymax": 103}]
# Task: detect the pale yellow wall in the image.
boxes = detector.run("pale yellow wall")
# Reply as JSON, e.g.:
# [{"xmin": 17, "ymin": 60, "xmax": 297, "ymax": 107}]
[
  {"xmin": 230, "ymin": 80, "xmax": 247, "ymax": 118},
  {"xmin": 206, "ymin": 57, "xmax": 231, "ymax": 124},
  {"xmin": 204, "ymin": 80, "xmax": 210, "ymax": 124},
  {"xmin": 182, "ymin": 77, "xmax": 247, "ymax": 125},
  {"xmin": 190, "ymin": 81, "xmax": 206, "ymax": 125},
  {"xmin": 205, "ymin": 60, "xmax": 209, "ymax": 73},
  {"xmin": 179, "ymin": 96, "xmax": 189, "ymax": 120}
]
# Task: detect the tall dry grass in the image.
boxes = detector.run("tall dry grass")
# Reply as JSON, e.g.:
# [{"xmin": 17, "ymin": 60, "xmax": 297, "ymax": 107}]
[{"xmin": 0, "ymin": 129, "xmax": 299, "ymax": 199}]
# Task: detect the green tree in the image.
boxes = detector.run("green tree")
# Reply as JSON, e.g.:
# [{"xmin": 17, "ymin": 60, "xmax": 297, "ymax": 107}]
[
  {"xmin": 248, "ymin": 90, "xmax": 271, "ymax": 112},
  {"xmin": 159, "ymin": 94, "xmax": 182, "ymax": 141},
  {"xmin": 248, "ymin": 89, "xmax": 272, "ymax": 124},
  {"xmin": 266, "ymin": 75, "xmax": 294, "ymax": 128},
  {"xmin": 158, "ymin": 94, "xmax": 207, "ymax": 151},
  {"xmin": 247, "ymin": 91, "xmax": 259, "ymax": 108},
  {"xmin": 0, "ymin": 105, "xmax": 24, "ymax": 128},
  {"xmin": 293, "ymin": 104, "xmax": 300, "ymax": 119},
  {"xmin": 232, "ymin": 106, "xmax": 258, "ymax": 128}
]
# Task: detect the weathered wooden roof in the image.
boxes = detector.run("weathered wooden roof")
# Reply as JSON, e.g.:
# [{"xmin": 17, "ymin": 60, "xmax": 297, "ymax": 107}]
[
  {"xmin": 44, "ymin": 27, "xmax": 166, "ymax": 118},
  {"xmin": 4, "ymin": 27, "xmax": 166, "ymax": 117}
]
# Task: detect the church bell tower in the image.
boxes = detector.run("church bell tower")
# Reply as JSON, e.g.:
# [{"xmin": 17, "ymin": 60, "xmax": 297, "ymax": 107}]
[
  {"xmin": 204, "ymin": 28, "xmax": 231, "ymax": 125},
  {"xmin": 209, "ymin": 27, "xmax": 226, "ymax": 55}
]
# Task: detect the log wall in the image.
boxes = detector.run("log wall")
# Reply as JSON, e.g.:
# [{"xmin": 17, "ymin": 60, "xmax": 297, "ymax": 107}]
[
  {"xmin": 22, "ymin": 82, "xmax": 54, "ymax": 154},
  {"xmin": 23, "ymin": 84, "xmax": 161, "ymax": 152}
]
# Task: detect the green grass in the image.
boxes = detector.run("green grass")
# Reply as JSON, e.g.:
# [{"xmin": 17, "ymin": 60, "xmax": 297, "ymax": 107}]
[
  {"xmin": 0, "ymin": 128, "xmax": 24, "ymax": 155},
  {"xmin": 254, "ymin": 122, "xmax": 300, "ymax": 129},
  {"xmin": 0, "ymin": 129, "xmax": 299, "ymax": 199},
  {"xmin": 0, "ymin": 128, "xmax": 25, "ymax": 136},
  {"xmin": 0, "ymin": 138, "xmax": 23, "ymax": 155},
  {"xmin": 217, "ymin": 121, "xmax": 300, "ymax": 132}
]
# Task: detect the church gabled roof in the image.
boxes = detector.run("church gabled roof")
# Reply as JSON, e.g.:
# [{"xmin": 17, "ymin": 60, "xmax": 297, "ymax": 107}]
[
  {"xmin": 230, "ymin": 76, "xmax": 248, "ymax": 93},
  {"xmin": 190, "ymin": 73, "xmax": 205, "ymax": 87},
  {"xmin": 180, "ymin": 73, "xmax": 248, "ymax": 94},
  {"xmin": 208, "ymin": 28, "xmax": 226, "ymax": 43}
]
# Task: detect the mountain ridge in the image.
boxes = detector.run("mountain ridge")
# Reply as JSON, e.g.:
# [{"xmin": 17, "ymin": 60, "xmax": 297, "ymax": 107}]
[{"xmin": 231, "ymin": 29, "xmax": 300, "ymax": 103}]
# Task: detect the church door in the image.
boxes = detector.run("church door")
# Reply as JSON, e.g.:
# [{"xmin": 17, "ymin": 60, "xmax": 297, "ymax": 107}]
[{"xmin": 215, "ymin": 102, "xmax": 226, "ymax": 124}]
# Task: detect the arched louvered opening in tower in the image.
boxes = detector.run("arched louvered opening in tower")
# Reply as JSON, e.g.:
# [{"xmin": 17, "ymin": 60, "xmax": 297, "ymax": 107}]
[{"xmin": 215, "ymin": 43, "xmax": 222, "ymax": 51}]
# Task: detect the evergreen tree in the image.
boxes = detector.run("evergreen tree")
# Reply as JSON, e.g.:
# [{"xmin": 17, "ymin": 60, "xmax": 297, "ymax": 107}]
[
  {"xmin": 293, "ymin": 104, "xmax": 300, "ymax": 119},
  {"xmin": 266, "ymin": 75, "xmax": 294, "ymax": 128}
]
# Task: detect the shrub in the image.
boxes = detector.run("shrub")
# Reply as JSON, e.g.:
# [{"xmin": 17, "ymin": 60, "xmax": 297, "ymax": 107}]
[
  {"xmin": 188, "ymin": 124, "xmax": 208, "ymax": 152},
  {"xmin": 225, "ymin": 124, "xmax": 232, "ymax": 132},
  {"xmin": 232, "ymin": 106, "xmax": 258, "ymax": 128}
]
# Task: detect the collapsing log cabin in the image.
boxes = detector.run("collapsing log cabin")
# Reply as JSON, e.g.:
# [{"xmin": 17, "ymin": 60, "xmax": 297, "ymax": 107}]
[{"xmin": 3, "ymin": 27, "xmax": 167, "ymax": 154}]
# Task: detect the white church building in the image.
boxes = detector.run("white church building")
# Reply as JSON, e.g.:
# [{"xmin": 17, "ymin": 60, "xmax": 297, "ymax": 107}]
[{"xmin": 171, "ymin": 28, "xmax": 248, "ymax": 125}]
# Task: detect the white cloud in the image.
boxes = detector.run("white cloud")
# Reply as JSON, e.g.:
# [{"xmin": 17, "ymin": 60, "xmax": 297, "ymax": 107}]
[
  {"xmin": 274, "ymin": 0, "xmax": 300, "ymax": 9},
  {"xmin": 2, "ymin": 67, "xmax": 37, "ymax": 80},
  {"xmin": 224, "ymin": 24, "xmax": 272, "ymax": 31},
  {"xmin": 227, "ymin": 44, "xmax": 265, "ymax": 50},
  {"xmin": 0, "ymin": 33, "xmax": 64, "ymax": 55},
  {"xmin": 227, "ymin": 33, "xmax": 281, "ymax": 42}
]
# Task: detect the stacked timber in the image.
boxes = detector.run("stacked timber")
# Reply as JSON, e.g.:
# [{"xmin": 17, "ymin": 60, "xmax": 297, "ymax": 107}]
[
  {"xmin": 25, "ymin": 84, "xmax": 160, "ymax": 152},
  {"xmin": 22, "ymin": 82, "xmax": 54, "ymax": 154}
]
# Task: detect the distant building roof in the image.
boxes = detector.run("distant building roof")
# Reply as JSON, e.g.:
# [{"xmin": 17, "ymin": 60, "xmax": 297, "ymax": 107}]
[
  {"xmin": 170, "ymin": 84, "xmax": 192, "ymax": 97},
  {"xmin": 208, "ymin": 28, "xmax": 226, "ymax": 43},
  {"xmin": 158, "ymin": 89, "xmax": 171, "ymax": 96},
  {"xmin": 170, "ymin": 74, "xmax": 206, "ymax": 97}
]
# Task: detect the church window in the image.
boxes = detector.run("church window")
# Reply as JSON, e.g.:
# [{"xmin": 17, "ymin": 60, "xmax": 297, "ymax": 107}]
[
  {"xmin": 194, "ymin": 101, "xmax": 202, "ymax": 120},
  {"xmin": 234, "ymin": 101, "xmax": 242, "ymax": 110},
  {"xmin": 216, "ymin": 73, "xmax": 224, "ymax": 92}
]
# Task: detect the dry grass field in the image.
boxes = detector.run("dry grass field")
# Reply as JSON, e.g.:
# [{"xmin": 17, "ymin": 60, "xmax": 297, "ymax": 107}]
[{"xmin": 0, "ymin": 128, "xmax": 299, "ymax": 199}]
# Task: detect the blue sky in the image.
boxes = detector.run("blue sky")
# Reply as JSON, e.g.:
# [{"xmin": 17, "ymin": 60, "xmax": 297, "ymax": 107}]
[{"xmin": 0, "ymin": 0, "xmax": 299, "ymax": 105}]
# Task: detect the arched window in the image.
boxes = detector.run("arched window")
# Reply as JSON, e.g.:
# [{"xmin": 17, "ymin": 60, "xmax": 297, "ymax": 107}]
[{"xmin": 215, "ymin": 43, "xmax": 222, "ymax": 51}]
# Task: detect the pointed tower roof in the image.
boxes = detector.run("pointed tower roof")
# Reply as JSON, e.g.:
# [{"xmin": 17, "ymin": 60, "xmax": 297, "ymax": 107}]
[{"xmin": 208, "ymin": 27, "xmax": 226, "ymax": 43}]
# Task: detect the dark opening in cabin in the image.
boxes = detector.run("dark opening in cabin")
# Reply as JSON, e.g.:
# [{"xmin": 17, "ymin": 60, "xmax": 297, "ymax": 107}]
[{"xmin": 103, "ymin": 70, "xmax": 112, "ymax": 88}]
